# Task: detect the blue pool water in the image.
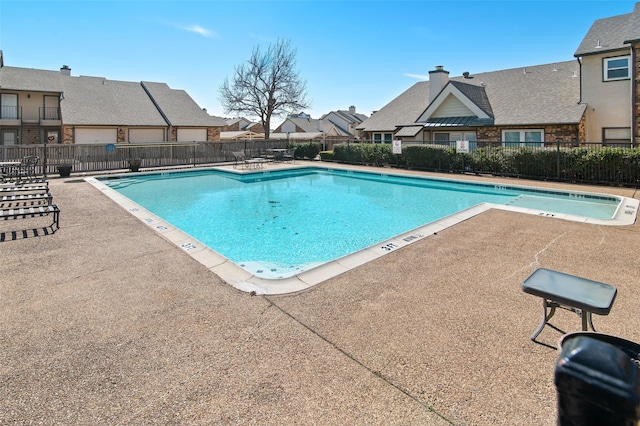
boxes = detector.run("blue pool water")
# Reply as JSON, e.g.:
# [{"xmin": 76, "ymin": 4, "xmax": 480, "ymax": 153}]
[{"xmin": 102, "ymin": 167, "xmax": 621, "ymax": 278}]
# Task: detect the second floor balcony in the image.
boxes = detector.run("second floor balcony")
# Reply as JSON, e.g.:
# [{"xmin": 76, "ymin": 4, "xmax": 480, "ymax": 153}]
[{"xmin": 0, "ymin": 105, "xmax": 61, "ymax": 124}]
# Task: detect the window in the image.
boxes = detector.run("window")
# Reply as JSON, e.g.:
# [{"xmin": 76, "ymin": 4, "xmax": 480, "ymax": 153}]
[
  {"xmin": 434, "ymin": 133, "xmax": 449, "ymax": 142},
  {"xmin": 372, "ymin": 133, "xmax": 393, "ymax": 143},
  {"xmin": 603, "ymin": 56, "xmax": 630, "ymax": 81},
  {"xmin": 434, "ymin": 132, "xmax": 477, "ymax": 146},
  {"xmin": 502, "ymin": 130, "xmax": 544, "ymax": 147},
  {"xmin": 1, "ymin": 130, "xmax": 17, "ymax": 145},
  {"xmin": 603, "ymin": 127, "xmax": 631, "ymax": 147},
  {"xmin": 0, "ymin": 94, "xmax": 18, "ymax": 119}
]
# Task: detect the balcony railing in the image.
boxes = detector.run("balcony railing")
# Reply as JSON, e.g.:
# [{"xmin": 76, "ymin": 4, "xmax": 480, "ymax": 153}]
[
  {"xmin": 0, "ymin": 105, "xmax": 20, "ymax": 119},
  {"xmin": 41, "ymin": 106, "xmax": 60, "ymax": 120}
]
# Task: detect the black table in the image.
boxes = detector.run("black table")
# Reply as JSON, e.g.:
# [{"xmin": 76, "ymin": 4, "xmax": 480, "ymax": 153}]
[{"xmin": 522, "ymin": 268, "xmax": 617, "ymax": 341}]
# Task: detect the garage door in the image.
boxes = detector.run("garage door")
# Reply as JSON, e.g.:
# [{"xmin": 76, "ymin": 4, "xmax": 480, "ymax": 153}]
[
  {"xmin": 129, "ymin": 128, "xmax": 165, "ymax": 143},
  {"xmin": 76, "ymin": 128, "xmax": 117, "ymax": 144},
  {"xmin": 177, "ymin": 128, "xmax": 206, "ymax": 142}
]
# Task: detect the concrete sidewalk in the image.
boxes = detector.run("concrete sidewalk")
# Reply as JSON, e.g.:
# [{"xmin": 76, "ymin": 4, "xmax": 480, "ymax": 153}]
[{"xmin": 1, "ymin": 169, "xmax": 639, "ymax": 425}]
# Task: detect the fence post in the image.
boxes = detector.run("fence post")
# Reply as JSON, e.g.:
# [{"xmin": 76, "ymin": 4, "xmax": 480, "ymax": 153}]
[
  {"xmin": 43, "ymin": 142, "xmax": 48, "ymax": 177},
  {"xmin": 556, "ymin": 141, "xmax": 561, "ymax": 180}
]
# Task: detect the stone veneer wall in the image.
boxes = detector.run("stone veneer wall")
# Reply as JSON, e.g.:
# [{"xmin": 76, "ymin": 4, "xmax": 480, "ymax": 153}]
[
  {"xmin": 207, "ymin": 127, "xmax": 221, "ymax": 141},
  {"xmin": 62, "ymin": 125, "xmax": 74, "ymax": 144}
]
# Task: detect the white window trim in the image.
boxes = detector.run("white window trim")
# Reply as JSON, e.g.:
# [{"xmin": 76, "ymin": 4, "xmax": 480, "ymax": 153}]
[
  {"xmin": 603, "ymin": 55, "xmax": 630, "ymax": 82},
  {"xmin": 372, "ymin": 132, "xmax": 393, "ymax": 143},
  {"xmin": 501, "ymin": 129, "xmax": 545, "ymax": 147}
]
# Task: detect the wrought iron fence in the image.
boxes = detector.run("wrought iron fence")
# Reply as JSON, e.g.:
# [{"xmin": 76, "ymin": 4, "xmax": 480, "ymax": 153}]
[
  {"xmin": 2, "ymin": 139, "xmax": 639, "ymax": 187},
  {"xmin": 334, "ymin": 140, "xmax": 640, "ymax": 187}
]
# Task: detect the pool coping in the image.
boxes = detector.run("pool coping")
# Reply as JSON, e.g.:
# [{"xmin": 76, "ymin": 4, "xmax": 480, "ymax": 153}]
[{"xmin": 85, "ymin": 165, "xmax": 639, "ymax": 295}]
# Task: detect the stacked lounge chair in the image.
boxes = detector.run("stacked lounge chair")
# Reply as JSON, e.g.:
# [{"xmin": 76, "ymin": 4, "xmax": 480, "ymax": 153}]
[{"xmin": 0, "ymin": 157, "xmax": 60, "ymax": 235}]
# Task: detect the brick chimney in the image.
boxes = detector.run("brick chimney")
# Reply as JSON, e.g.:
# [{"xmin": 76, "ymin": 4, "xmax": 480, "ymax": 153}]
[
  {"xmin": 60, "ymin": 65, "xmax": 71, "ymax": 76},
  {"xmin": 428, "ymin": 65, "xmax": 449, "ymax": 103}
]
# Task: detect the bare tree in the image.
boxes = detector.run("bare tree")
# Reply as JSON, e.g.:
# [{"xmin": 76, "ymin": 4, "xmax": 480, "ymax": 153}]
[{"xmin": 219, "ymin": 39, "xmax": 310, "ymax": 139}]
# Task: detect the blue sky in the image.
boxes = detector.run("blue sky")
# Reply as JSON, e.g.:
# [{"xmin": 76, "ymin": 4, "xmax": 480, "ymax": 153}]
[{"xmin": 1, "ymin": 0, "xmax": 636, "ymax": 125}]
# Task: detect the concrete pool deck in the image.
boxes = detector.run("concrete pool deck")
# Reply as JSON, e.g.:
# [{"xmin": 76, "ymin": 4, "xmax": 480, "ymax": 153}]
[
  {"xmin": 2, "ymin": 163, "xmax": 640, "ymax": 424},
  {"xmin": 87, "ymin": 163, "xmax": 639, "ymax": 295}
]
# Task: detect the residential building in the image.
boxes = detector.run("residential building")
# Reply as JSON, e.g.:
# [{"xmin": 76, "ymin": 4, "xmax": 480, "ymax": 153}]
[
  {"xmin": 357, "ymin": 62, "xmax": 584, "ymax": 145},
  {"xmin": 574, "ymin": 2, "xmax": 640, "ymax": 144},
  {"xmin": 0, "ymin": 52, "xmax": 226, "ymax": 145},
  {"xmin": 274, "ymin": 112, "xmax": 348, "ymax": 137},
  {"xmin": 320, "ymin": 106, "xmax": 368, "ymax": 138},
  {"xmin": 223, "ymin": 117, "xmax": 265, "ymax": 134},
  {"xmin": 358, "ymin": 3, "xmax": 640, "ymax": 146}
]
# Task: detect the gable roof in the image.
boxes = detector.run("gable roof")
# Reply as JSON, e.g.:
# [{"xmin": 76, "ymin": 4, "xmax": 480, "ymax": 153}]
[
  {"xmin": 321, "ymin": 109, "xmax": 368, "ymax": 124},
  {"xmin": 416, "ymin": 81, "xmax": 493, "ymax": 126},
  {"xmin": 282, "ymin": 117, "xmax": 350, "ymax": 136},
  {"xmin": 575, "ymin": 13, "xmax": 630, "ymax": 56},
  {"xmin": 358, "ymin": 61, "xmax": 584, "ymax": 133},
  {"xmin": 142, "ymin": 82, "xmax": 226, "ymax": 127},
  {"xmin": 225, "ymin": 117, "xmax": 252, "ymax": 127},
  {"xmin": 0, "ymin": 65, "xmax": 225, "ymax": 127},
  {"xmin": 575, "ymin": 3, "xmax": 640, "ymax": 56},
  {"xmin": 357, "ymin": 82, "xmax": 430, "ymax": 132}
]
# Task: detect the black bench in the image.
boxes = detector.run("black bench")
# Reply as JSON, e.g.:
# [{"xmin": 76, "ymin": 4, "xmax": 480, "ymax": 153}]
[{"xmin": 0, "ymin": 193, "xmax": 53, "ymax": 208}]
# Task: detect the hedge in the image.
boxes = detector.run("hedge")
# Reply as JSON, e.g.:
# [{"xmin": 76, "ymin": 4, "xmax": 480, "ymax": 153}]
[{"xmin": 328, "ymin": 143, "xmax": 640, "ymax": 186}]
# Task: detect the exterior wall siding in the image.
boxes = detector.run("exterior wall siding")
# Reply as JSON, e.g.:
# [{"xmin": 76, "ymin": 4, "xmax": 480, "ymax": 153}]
[{"xmin": 580, "ymin": 52, "xmax": 631, "ymax": 142}]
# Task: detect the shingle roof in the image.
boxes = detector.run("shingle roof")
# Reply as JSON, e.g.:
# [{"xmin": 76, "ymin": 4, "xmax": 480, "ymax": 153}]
[
  {"xmin": 358, "ymin": 61, "xmax": 584, "ymax": 132},
  {"xmin": 0, "ymin": 65, "xmax": 225, "ymax": 127},
  {"xmin": 285, "ymin": 117, "xmax": 350, "ymax": 136},
  {"xmin": 574, "ymin": 11, "xmax": 633, "ymax": 56},
  {"xmin": 449, "ymin": 81, "xmax": 493, "ymax": 118},
  {"xmin": 64, "ymin": 78, "xmax": 168, "ymax": 126},
  {"xmin": 142, "ymin": 82, "xmax": 226, "ymax": 127},
  {"xmin": 626, "ymin": 3, "xmax": 640, "ymax": 43},
  {"xmin": 357, "ymin": 82, "xmax": 430, "ymax": 132}
]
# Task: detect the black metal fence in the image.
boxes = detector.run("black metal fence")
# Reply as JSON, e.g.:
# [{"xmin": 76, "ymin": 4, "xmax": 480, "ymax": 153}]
[
  {"xmin": 2, "ymin": 139, "xmax": 640, "ymax": 187},
  {"xmin": 331, "ymin": 140, "xmax": 640, "ymax": 187}
]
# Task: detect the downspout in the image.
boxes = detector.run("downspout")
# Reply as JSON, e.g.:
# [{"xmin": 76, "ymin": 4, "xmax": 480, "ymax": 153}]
[
  {"xmin": 575, "ymin": 57, "xmax": 583, "ymax": 104},
  {"xmin": 575, "ymin": 57, "xmax": 584, "ymax": 143},
  {"xmin": 631, "ymin": 46, "xmax": 636, "ymax": 147}
]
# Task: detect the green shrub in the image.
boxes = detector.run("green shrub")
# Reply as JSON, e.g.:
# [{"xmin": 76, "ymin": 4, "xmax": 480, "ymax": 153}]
[
  {"xmin": 289, "ymin": 142, "xmax": 321, "ymax": 160},
  {"xmin": 333, "ymin": 143, "xmax": 363, "ymax": 164},
  {"xmin": 329, "ymin": 142, "xmax": 640, "ymax": 186},
  {"xmin": 319, "ymin": 151, "xmax": 334, "ymax": 161},
  {"xmin": 402, "ymin": 145, "xmax": 456, "ymax": 171}
]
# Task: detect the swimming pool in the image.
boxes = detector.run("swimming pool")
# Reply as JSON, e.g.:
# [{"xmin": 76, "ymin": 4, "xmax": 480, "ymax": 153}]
[{"xmin": 89, "ymin": 166, "xmax": 638, "ymax": 294}]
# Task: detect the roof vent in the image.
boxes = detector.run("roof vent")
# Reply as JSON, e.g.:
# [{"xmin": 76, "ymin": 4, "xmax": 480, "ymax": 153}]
[
  {"xmin": 595, "ymin": 39, "xmax": 602, "ymax": 48},
  {"xmin": 462, "ymin": 71, "xmax": 473, "ymax": 79}
]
